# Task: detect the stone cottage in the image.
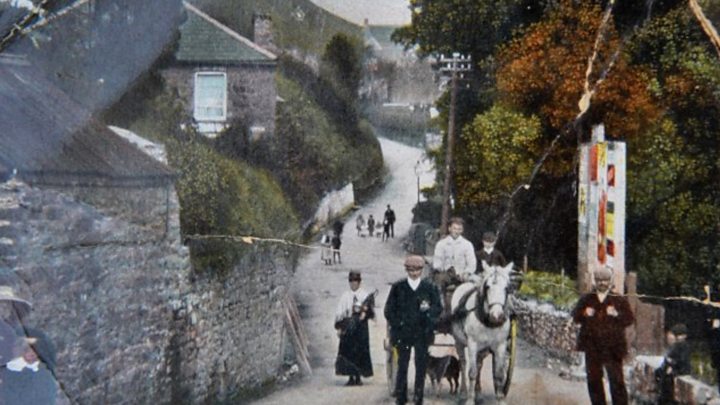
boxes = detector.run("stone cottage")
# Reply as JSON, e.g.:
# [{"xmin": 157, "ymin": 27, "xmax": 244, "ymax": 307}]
[
  {"xmin": 162, "ymin": 2, "xmax": 278, "ymax": 138},
  {"xmin": 0, "ymin": 53, "xmax": 298, "ymax": 403}
]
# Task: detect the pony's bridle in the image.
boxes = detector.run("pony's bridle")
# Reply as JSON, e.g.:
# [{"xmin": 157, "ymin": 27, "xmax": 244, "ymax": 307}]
[{"xmin": 476, "ymin": 270, "xmax": 509, "ymax": 327}]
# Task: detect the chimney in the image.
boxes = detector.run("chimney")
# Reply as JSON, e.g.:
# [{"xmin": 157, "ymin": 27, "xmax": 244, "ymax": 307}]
[{"xmin": 253, "ymin": 13, "xmax": 276, "ymax": 53}]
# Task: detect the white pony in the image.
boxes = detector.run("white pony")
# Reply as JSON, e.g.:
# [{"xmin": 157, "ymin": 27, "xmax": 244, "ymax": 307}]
[{"xmin": 450, "ymin": 261, "xmax": 514, "ymax": 402}]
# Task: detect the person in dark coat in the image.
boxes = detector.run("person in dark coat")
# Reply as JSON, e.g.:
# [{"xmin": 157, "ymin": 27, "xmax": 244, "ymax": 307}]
[
  {"xmin": 572, "ymin": 267, "xmax": 635, "ymax": 405},
  {"xmin": 384, "ymin": 205, "xmax": 396, "ymax": 238},
  {"xmin": 331, "ymin": 232, "xmax": 342, "ymax": 264},
  {"xmin": 384, "ymin": 255, "xmax": 442, "ymax": 405},
  {"xmin": 334, "ymin": 271, "xmax": 374, "ymax": 386},
  {"xmin": 367, "ymin": 215, "xmax": 376, "ymax": 238},
  {"xmin": 655, "ymin": 324, "xmax": 691, "ymax": 405},
  {"xmin": 475, "ymin": 231, "xmax": 507, "ymax": 274}
]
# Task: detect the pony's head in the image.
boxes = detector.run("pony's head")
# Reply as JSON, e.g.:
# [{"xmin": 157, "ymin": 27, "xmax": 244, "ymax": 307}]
[{"xmin": 479, "ymin": 262, "xmax": 514, "ymax": 326}]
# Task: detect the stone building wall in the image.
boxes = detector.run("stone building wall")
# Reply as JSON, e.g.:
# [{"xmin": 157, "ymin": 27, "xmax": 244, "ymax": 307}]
[
  {"xmin": 0, "ymin": 179, "xmax": 296, "ymax": 403},
  {"xmin": 162, "ymin": 64, "xmax": 277, "ymax": 137}
]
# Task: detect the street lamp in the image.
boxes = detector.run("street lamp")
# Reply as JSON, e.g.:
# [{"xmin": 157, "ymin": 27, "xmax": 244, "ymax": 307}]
[
  {"xmin": 414, "ymin": 160, "xmax": 421, "ymax": 204},
  {"xmin": 438, "ymin": 52, "xmax": 472, "ymax": 235}
]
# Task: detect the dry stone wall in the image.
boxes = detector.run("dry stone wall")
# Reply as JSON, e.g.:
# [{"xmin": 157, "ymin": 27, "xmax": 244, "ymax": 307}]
[
  {"xmin": 0, "ymin": 179, "xmax": 296, "ymax": 404},
  {"xmin": 513, "ymin": 298, "xmax": 581, "ymax": 363}
]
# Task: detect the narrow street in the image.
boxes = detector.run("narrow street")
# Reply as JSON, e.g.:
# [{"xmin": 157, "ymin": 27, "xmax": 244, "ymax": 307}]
[{"xmin": 254, "ymin": 138, "xmax": 590, "ymax": 405}]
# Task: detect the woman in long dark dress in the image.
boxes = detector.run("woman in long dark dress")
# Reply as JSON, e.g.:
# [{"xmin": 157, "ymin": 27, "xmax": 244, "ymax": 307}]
[{"xmin": 334, "ymin": 271, "xmax": 374, "ymax": 386}]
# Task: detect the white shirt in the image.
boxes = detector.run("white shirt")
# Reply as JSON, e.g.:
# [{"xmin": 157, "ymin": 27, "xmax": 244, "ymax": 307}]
[
  {"xmin": 335, "ymin": 287, "xmax": 371, "ymax": 322},
  {"xmin": 407, "ymin": 277, "xmax": 421, "ymax": 291},
  {"xmin": 6, "ymin": 357, "xmax": 40, "ymax": 372},
  {"xmin": 432, "ymin": 235, "xmax": 477, "ymax": 277}
]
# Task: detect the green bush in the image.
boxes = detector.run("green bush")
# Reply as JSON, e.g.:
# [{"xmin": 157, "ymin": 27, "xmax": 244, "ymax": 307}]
[
  {"xmin": 517, "ymin": 270, "xmax": 579, "ymax": 311},
  {"xmin": 274, "ymin": 70, "xmax": 383, "ymax": 217}
]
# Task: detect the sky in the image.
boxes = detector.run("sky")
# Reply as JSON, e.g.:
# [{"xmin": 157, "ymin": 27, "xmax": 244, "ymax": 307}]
[{"xmin": 309, "ymin": 0, "xmax": 411, "ymax": 26}]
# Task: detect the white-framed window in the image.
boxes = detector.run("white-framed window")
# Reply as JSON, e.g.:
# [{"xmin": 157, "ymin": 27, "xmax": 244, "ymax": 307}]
[{"xmin": 193, "ymin": 72, "xmax": 227, "ymax": 122}]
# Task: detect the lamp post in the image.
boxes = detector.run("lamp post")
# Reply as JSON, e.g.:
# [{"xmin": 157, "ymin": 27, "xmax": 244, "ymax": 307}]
[
  {"xmin": 438, "ymin": 52, "xmax": 471, "ymax": 235},
  {"xmin": 414, "ymin": 160, "xmax": 421, "ymax": 204}
]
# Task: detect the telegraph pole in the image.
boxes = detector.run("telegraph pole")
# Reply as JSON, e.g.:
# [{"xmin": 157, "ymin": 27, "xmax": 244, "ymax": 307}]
[{"xmin": 439, "ymin": 53, "xmax": 471, "ymax": 235}]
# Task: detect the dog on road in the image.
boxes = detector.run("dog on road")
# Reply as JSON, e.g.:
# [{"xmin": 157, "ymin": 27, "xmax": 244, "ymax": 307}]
[{"xmin": 426, "ymin": 354, "xmax": 460, "ymax": 395}]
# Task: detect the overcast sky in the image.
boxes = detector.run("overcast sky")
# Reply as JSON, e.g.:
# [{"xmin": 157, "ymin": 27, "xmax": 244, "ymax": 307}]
[{"xmin": 309, "ymin": 0, "xmax": 411, "ymax": 26}]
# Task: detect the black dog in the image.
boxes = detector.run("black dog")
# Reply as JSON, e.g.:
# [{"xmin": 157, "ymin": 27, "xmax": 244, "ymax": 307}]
[{"xmin": 426, "ymin": 355, "xmax": 460, "ymax": 395}]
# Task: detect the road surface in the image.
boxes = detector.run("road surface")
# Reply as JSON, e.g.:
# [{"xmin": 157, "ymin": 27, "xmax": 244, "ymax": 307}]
[{"xmin": 253, "ymin": 138, "xmax": 590, "ymax": 404}]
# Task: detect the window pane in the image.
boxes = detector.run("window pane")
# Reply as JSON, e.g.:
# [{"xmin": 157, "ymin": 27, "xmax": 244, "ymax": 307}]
[{"xmin": 194, "ymin": 73, "xmax": 226, "ymax": 121}]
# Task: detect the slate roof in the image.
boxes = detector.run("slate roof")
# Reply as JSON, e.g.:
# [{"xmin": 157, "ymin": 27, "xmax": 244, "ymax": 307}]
[
  {"xmin": 176, "ymin": 2, "xmax": 276, "ymax": 65},
  {"xmin": 0, "ymin": 57, "xmax": 175, "ymax": 187}
]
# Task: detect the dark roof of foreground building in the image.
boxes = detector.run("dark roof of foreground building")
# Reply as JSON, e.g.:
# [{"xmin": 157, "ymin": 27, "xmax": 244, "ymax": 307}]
[
  {"xmin": 175, "ymin": 2, "xmax": 276, "ymax": 65},
  {"xmin": 0, "ymin": 56, "xmax": 175, "ymax": 187}
]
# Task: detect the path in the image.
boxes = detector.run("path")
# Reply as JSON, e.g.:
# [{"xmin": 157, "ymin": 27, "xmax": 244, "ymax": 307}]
[{"xmin": 253, "ymin": 138, "xmax": 590, "ymax": 404}]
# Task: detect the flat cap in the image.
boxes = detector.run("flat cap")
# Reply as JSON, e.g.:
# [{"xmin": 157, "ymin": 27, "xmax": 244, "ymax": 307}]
[
  {"xmin": 404, "ymin": 255, "xmax": 425, "ymax": 269},
  {"xmin": 670, "ymin": 323, "xmax": 688, "ymax": 336}
]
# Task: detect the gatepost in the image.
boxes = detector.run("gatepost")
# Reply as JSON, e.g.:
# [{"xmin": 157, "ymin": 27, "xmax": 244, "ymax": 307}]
[{"xmin": 578, "ymin": 124, "xmax": 626, "ymax": 294}]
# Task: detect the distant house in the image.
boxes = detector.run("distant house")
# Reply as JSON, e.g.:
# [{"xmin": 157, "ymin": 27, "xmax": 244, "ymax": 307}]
[{"xmin": 162, "ymin": 2, "xmax": 278, "ymax": 138}]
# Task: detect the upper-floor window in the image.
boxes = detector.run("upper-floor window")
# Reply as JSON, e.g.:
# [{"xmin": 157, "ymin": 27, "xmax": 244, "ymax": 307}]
[{"xmin": 194, "ymin": 72, "xmax": 227, "ymax": 122}]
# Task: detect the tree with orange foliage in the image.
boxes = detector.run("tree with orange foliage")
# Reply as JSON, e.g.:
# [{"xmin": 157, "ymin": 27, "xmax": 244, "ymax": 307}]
[{"xmin": 495, "ymin": 0, "xmax": 662, "ymax": 172}]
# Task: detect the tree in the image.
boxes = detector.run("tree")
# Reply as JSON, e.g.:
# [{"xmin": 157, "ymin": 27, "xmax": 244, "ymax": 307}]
[
  {"xmin": 455, "ymin": 105, "xmax": 542, "ymax": 205},
  {"xmin": 392, "ymin": 0, "xmax": 547, "ymax": 59},
  {"xmin": 624, "ymin": 7, "xmax": 720, "ymax": 294},
  {"xmin": 321, "ymin": 33, "xmax": 363, "ymax": 113}
]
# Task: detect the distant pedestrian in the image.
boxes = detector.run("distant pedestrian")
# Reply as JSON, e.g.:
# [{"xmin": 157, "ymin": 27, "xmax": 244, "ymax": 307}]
[
  {"xmin": 320, "ymin": 233, "xmax": 333, "ymax": 265},
  {"xmin": 332, "ymin": 233, "xmax": 342, "ymax": 264},
  {"xmin": 367, "ymin": 215, "xmax": 376, "ymax": 238},
  {"xmin": 385, "ymin": 255, "xmax": 442, "ymax": 405},
  {"xmin": 655, "ymin": 323, "xmax": 691, "ymax": 405},
  {"xmin": 356, "ymin": 214, "xmax": 365, "ymax": 236},
  {"xmin": 475, "ymin": 231, "xmax": 507, "ymax": 274},
  {"xmin": 382, "ymin": 220, "xmax": 390, "ymax": 242},
  {"xmin": 334, "ymin": 271, "xmax": 375, "ymax": 386},
  {"xmin": 384, "ymin": 205, "xmax": 396, "ymax": 238},
  {"xmin": 572, "ymin": 267, "xmax": 634, "ymax": 405}
]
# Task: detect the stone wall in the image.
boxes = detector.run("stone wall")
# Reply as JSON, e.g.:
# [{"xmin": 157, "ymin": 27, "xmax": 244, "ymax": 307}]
[
  {"xmin": 162, "ymin": 63, "xmax": 277, "ymax": 137},
  {"xmin": 630, "ymin": 356, "xmax": 720, "ymax": 404},
  {"xmin": 513, "ymin": 298, "xmax": 581, "ymax": 363},
  {"xmin": 0, "ymin": 179, "xmax": 297, "ymax": 403},
  {"xmin": 311, "ymin": 182, "xmax": 355, "ymax": 230}
]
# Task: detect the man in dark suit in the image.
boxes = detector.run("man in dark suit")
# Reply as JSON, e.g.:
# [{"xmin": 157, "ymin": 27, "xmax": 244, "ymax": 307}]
[
  {"xmin": 385, "ymin": 255, "xmax": 442, "ymax": 405},
  {"xmin": 384, "ymin": 205, "xmax": 396, "ymax": 238},
  {"xmin": 572, "ymin": 267, "xmax": 634, "ymax": 405}
]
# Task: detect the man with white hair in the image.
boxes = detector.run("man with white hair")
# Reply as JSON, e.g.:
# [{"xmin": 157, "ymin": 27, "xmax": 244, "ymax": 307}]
[{"xmin": 572, "ymin": 267, "xmax": 635, "ymax": 405}]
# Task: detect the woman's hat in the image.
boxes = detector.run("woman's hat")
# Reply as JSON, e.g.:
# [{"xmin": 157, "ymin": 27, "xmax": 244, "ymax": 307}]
[
  {"xmin": 348, "ymin": 271, "xmax": 362, "ymax": 281},
  {"xmin": 0, "ymin": 286, "xmax": 31, "ymax": 310},
  {"xmin": 670, "ymin": 323, "xmax": 688, "ymax": 336}
]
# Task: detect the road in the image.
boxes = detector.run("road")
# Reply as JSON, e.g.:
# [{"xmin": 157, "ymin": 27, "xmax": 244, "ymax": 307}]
[{"xmin": 253, "ymin": 138, "xmax": 590, "ymax": 404}]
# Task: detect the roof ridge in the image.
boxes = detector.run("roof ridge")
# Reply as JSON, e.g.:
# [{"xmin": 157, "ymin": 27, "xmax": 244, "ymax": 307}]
[{"xmin": 182, "ymin": 1, "xmax": 276, "ymax": 61}]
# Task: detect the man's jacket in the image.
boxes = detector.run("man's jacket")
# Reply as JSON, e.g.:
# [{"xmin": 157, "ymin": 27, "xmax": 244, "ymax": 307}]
[{"xmin": 384, "ymin": 278, "xmax": 442, "ymax": 346}]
